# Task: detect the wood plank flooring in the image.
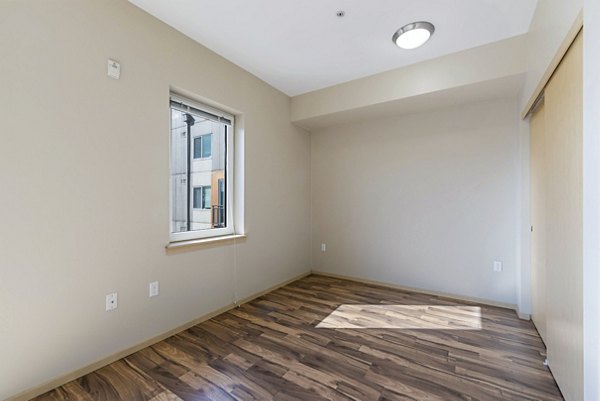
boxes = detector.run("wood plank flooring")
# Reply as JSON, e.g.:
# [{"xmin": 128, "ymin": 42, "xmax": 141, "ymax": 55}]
[{"xmin": 32, "ymin": 275, "xmax": 563, "ymax": 401}]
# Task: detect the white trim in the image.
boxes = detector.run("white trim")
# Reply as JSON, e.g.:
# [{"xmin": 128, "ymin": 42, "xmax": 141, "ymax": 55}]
[
  {"xmin": 517, "ymin": 312, "xmax": 531, "ymax": 321},
  {"xmin": 166, "ymin": 234, "xmax": 247, "ymax": 250}
]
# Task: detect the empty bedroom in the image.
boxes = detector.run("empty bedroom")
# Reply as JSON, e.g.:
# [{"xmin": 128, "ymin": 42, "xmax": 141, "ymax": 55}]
[{"xmin": 1, "ymin": 1, "xmax": 600, "ymax": 400}]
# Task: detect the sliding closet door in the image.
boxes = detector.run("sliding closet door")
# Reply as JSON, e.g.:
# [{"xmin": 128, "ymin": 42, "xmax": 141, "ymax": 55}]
[
  {"xmin": 530, "ymin": 101, "xmax": 547, "ymax": 342},
  {"xmin": 544, "ymin": 31, "xmax": 583, "ymax": 401}
]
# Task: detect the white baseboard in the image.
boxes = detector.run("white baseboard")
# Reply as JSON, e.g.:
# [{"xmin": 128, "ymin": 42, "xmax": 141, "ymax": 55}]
[
  {"xmin": 9, "ymin": 269, "xmax": 529, "ymax": 400},
  {"xmin": 311, "ymin": 270, "xmax": 520, "ymax": 312},
  {"xmin": 5, "ymin": 271, "xmax": 311, "ymax": 401}
]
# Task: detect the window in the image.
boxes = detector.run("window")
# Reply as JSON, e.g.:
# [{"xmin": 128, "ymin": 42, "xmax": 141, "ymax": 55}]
[
  {"xmin": 170, "ymin": 94, "xmax": 234, "ymax": 241},
  {"xmin": 193, "ymin": 186, "xmax": 211, "ymax": 209},
  {"xmin": 193, "ymin": 134, "xmax": 212, "ymax": 159}
]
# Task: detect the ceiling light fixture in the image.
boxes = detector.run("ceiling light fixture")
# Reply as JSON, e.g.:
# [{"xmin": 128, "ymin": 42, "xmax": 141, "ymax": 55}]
[{"xmin": 392, "ymin": 21, "xmax": 435, "ymax": 50}]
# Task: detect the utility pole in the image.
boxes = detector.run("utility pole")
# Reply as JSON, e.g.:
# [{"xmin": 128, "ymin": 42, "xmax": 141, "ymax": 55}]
[{"xmin": 184, "ymin": 113, "xmax": 195, "ymax": 231}]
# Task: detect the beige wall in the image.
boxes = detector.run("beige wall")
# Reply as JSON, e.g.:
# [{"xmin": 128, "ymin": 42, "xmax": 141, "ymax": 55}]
[
  {"xmin": 311, "ymin": 98, "xmax": 522, "ymax": 305},
  {"xmin": 0, "ymin": 1, "xmax": 310, "ymax": 398}
]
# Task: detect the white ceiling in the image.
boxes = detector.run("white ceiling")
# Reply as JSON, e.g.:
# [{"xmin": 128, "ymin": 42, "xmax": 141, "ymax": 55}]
[{"xmin": 129, "ymin": 0, "xmax": 538, "ymax": 96}]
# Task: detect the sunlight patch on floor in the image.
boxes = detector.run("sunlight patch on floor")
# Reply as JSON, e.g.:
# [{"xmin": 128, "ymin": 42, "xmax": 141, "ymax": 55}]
[{"xmin": 316, "ymin": 304, "xmax": 482, "ymax": 330}]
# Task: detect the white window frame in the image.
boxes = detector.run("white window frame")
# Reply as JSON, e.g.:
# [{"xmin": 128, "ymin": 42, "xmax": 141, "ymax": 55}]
[{"xmin": 169, "ymin": 94, "xmax": 235, "ymax": 242}]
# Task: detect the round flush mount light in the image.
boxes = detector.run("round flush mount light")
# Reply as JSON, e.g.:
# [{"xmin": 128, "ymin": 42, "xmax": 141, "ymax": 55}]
[{"xmin": 392, "ymin": 21, "xmax": 435, "ymax": 50}]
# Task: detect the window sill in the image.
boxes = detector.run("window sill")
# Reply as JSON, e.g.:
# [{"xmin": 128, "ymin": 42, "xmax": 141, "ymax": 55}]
[{"xmin": 166, "ymin": 234, "xmax": 247, "ymax": 253}]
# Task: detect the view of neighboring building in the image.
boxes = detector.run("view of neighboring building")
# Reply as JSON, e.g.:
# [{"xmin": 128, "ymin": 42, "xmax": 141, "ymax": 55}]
[{"xmin": 170, "ymin": 108, "xmax": 226, "ymax": 233}]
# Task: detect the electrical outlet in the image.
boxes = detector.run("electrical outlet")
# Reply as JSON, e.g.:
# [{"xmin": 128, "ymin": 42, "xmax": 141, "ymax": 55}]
[
  {"xmin": 149, "ymin": 281, "xmax": 159, "ymax": 298},
  {"xmin": 105, "ymin": 292, "xmax": 118, "ymax": 311},
  {"xmin": 321, "ymin": 243, "xmax": 327, "ymax": 252},
  {"xmin": 493, "ymin": 261, "xmax": 503, "ymax": 272}
]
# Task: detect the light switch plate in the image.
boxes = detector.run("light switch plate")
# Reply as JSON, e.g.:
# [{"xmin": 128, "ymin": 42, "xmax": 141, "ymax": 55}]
[{"xmin": 493, "ymin": 261, "xmax": 503, "ymax": 272}]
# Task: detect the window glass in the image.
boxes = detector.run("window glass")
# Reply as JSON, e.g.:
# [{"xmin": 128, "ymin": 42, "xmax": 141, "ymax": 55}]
[
  {"xmin": 193, "ymin": 187, "xmax": 202, "ymax": 209},
  {"xmin": 202, "ymin": 186, "xmax": 211, "ymax": 209},
  {"xmin": 202, "ymin": 134, "xmax": 212, "ymax": 158},
  {"xmin": 193, "ymin": 137, "xmax": 202, "ymax": 159},
  {"xmin": 170, "ymin": 96, "xmax": 232, "ymax": 237}
]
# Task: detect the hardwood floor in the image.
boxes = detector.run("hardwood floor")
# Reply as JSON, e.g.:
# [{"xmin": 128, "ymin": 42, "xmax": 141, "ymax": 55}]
[{"xmin": 32, "ymin": 275, "xmax": 563, "ymax": 401}]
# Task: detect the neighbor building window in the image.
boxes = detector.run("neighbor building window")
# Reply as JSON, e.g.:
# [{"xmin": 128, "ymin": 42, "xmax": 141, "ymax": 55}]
[
  {"xmin": 193, "ymin": 186, "xmax": 211, "ymax": 209},
  {"xmin": 170, "ymin": 94, "xmax": 234, "ymax": 241},
  {"xmin": 193, "ymin": 134, "xmax": 212, "ymax": 159}
]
